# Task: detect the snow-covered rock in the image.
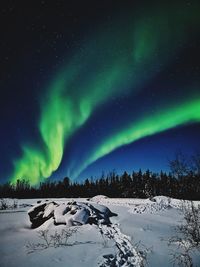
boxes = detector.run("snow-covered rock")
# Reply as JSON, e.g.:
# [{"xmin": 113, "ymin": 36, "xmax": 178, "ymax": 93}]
[
  {"xmin": 28, "ymin": 200, "xmax": 117, "ymax": 228},
  {"xmin": 28, "ymin": 201, "xmax": 58, "ymax": 228}
]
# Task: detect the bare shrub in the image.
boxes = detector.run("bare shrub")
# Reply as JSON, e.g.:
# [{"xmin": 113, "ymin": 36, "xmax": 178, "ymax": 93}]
[
  {"xmin": 168, "ymin": 201, "xmax": 200, "ymax": 266},
  {"xmin": 169, "ymin": 241, "xmax": 193, "ymax": 267},
  {"xmin": 26, "ymin": 227, "xmax": 78, "ymax": 253},
  {"xmin": 0, "ymin": 199, "xmax": 18, "ymax": 210},
  {"xmin": 13, "ymin": 199, "xmax": 18, "ymax": 209},
  {"xmin": 0, "ymin": 199, "xmax": 8, "ymax": 210}
]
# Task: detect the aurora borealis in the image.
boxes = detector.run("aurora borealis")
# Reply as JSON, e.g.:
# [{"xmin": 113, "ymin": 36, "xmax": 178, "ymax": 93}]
[
  {"xmin": 1, "ymin": 1, "xmax": 200, "ymax": 185},
  {"xmin": 71, "ymin": 97, "xmax": 200, "ymax": 179}
]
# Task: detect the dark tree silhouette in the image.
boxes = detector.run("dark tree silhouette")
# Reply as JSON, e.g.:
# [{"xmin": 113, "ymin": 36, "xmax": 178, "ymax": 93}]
[{"xmin": 1, "ymin": 153, "xmax": 200, "ymax": 200}]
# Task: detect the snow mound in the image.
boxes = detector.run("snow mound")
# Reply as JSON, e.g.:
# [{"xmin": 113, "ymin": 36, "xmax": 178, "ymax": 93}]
[
  {"xmin": 150, "ymin": 196, "xmax": 185, "ymax": 209},
  {"xmin": 89, "ymin": 195, "xmax": 108, "ymax": 202},
  {"xmin": 28, "ymin": 200, "xmax": 117, "ymax": 228},
  {"xmin": 150, "ymin": 196, "xmax": 172, "ymax": 207},
  {"xmin": 129, "ymin": 196, "xmax": 184, "ymax": 214},
  {"xmin": 89, "ymin": 195, "xmax": 185, "ymax": 214}
]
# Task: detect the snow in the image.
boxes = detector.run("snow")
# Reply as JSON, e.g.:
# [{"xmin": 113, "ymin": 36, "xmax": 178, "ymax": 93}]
[
  {"xmin": 72, "ymin": 207, "xmax": 89, "ymax": 225},
  {"xmin": 90, "ymin": 195, "xmax": 108, "ymax": 202},
  {"xmin": 54, "ymin": 203, "xmax": 69, "ymax": 224},
  {"xmin": 43, "ymin": 202, "xmax": 58, "ymax": 218},
  {"xmin": 0, "ymin": 196, "xmax": 200, "ymax": 267}
]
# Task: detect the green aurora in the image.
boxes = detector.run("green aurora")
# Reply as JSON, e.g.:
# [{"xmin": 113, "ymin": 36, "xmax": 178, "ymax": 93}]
[
  {"xmin": 71, "ymin": 96, "xmax": 200, "ymax": 179},
  {"xmin": 11, "ymin": 3, "xmax": 200, "ymax": 184}
]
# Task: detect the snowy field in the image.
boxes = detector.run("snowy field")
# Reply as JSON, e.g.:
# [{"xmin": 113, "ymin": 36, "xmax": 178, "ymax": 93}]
[{"xmin": 0, "ymin": 196, "xmax": 199, "ymax": 267}]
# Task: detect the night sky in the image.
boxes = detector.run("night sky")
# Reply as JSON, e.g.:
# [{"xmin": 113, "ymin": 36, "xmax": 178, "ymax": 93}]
[{"xmin": 1, "ymin": 0, "xmax": 200, "ymax": 185}]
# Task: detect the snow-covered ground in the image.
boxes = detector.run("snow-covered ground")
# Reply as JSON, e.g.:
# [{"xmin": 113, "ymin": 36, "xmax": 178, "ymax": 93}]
[{"xmin": 0, "ymin": 196, "xmax": 199, "ymax": 267}]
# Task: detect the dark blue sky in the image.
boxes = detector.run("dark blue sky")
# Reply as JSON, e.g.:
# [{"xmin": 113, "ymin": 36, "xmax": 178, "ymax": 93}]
[{"xmin": 0, "ymin": 0, "xmax": 200, "ymax": 184}]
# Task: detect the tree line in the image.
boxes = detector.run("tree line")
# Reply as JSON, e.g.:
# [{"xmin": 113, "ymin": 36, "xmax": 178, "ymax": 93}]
[{"xmin": 0, "ymin": 152, "xmax": 200, "ymax": 200}]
